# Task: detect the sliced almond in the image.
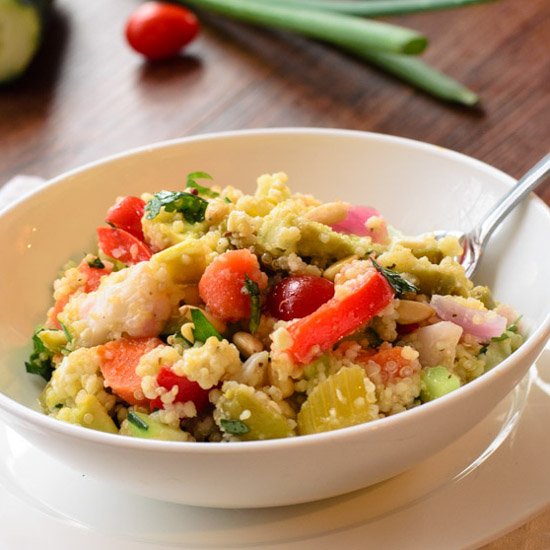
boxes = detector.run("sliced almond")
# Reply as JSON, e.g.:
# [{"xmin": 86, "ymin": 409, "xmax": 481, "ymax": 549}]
[
  {"xmin": 322, "ymin": 255, "xmax": 358, "ymax": 281},
  {"xmin": 304, "ymin": 202, "xmax": 348, "ymax": 225},
  {"xmin": 396, "ymin": 300, "xmax": 435, "ymax": 325}
]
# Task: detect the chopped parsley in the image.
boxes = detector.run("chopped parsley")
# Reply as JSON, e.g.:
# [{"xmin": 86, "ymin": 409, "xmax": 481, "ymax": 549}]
[
  {"xmin": 220, "ymin": 418, "xmax": 250, "ymax": 436},
  {"xmin": 243, "ymin": 275, "xmax": 261, "ymax": 334},
  {"xmin": 191, "ymin": 309, "xmax": 223, "ymax": 343},
  {"xmin": 186, "ymin": 171, "xmax": 218, "ymax": 198},
  {"xmin": 127, "ymin": 411, "xmax": 149, "ymax": 431},
  {"xmin": 25, "ymin": 328, "xmax": 55, "ymax": 381},
  {"xmin": 87, "ymin": 257, "xmax": 105, "ymax": 269},
  {"xmin": 145, "ymin": 190, "xmax": 208, "ymax": 223},
  {"xmin": 371, "ymin": 258, "xmax": 419, "ymax": 297}
]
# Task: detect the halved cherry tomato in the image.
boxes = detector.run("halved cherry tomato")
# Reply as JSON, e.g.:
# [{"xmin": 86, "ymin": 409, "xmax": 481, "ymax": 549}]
[
  {"xmin": 150, "ymin": 366, "xmax": 210, "ymax": 412},
  {"xmin": 125, "ymin": 2, "xmax": 200, "ymax": 61},
  {"xmin": 97, "ymin": 226, "xmax": 152, "ymax": 265},
  {"xmin": 266, "ymin": 275, "xmax": 335, "ymax": 321},
  {"xmin": 106, "ymin": 196, "xmax": 146, "ymax": 241}
]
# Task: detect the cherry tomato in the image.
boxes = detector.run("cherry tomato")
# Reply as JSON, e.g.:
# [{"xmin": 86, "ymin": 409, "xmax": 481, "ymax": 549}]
[
  {"xmin": 266, "ymin": 275, "xmax": 335, "ymax": 321},
  {"xmin": 125, "ymin": 2, "xmax": 200, "ymax": 61},
  {"xmin": 106, "ymin": 196, "xmax": 146, "ymax": 241},
  {"xmin": 151, "ymin": 367, "xmax": 210, "ymax": 412},
  {"xmin": 96, "ymin": 226, "xmax": 152, "ymax": 265}
]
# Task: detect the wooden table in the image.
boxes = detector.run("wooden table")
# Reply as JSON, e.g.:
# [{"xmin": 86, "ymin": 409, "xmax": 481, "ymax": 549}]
[{"xmin": 0, "ymin": 0, "xmax": 548, "ymax": 546}]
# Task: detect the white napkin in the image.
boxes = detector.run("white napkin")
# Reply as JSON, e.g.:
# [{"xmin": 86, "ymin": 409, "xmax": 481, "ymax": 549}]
[{"xmin": 0, "ymin": 175, "xmax": 46, "ymax": 208}]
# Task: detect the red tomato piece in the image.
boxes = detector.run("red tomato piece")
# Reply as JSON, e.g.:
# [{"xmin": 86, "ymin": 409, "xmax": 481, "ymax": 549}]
[
  {"xmin": 97, "ymin": 226, "xmax": 152, "ymax": 265},
  {"xmin": 266, "ymin": 275, "xmax": 335, "ymax": 321},
  {"xmin": 125, "ymin": 2, "xmax": 200, "ymax": 61},
  {"xmin": 151, "ymin": 366, "xmax": 210, "ymax": 413},
  {"xmin": 198, "ymin": 249, "xmax": 268, "ymax": 323},
  {"xmin": 285, "ymin": 269, "xmax": 394, "ymax": 365},
  {"xmin": 106, "ymin": 196, "xmax": 146, "ymax": 241}
]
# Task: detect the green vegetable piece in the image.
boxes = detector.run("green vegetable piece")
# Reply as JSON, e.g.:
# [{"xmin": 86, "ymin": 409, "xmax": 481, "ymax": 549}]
[
  {"xmin": 217, "ymin": 383, "xmax": 294, "ymax": 441},
  {"xmin": 220, "ymin": 418, "xmax": 250, "ymax": 435},
  {"xmin": 123, "ymin": 410, "xmax": 189, "ymax": 441},
  {"xmin": 180, "ymin": 0, "xmax": 427, "ymax": 56},
  {"xmin": 482, "ymin": 330, "xmax": 523, "ymax": 370},
  {"xmin": 243, "ymin": 274, "xmax": 261, "ymax": 334},
  {"xmin": 73, "ymin": 394, "xmax": 118, "ymax": 434},
  {"xmin": 470, "ymin": 286, "xmax": 496, "ymax": 309},
  {"xmin": 145, "ymin": 190, "xmax": 208, "ymax": 223},
  {"xmin": 371, "ymin": 257, "xmax": 419, "ymax": 296},
  {"xmin": 0, "ymin": 0, "xmax": 52, "ymax": 84},
  {"xmin": 297, "ymin": 366, "xmax": 377, "ymax": 435},
  {"xmin": 25, "ymin": 327, "xmax": 55, "ymax": 381},
  {"xmin": 191, "ymin": 309, "xmax": 223, "ymax": 343},
  {"xmin": 420, "ymin": 366, "xmax": 461, "ymax": 402},
  {"xmin": 87, "ymin": 257, "xmax": 105, "ymax": 269},
  {"xmin": 186, "ymin": 171, "xmax": 218, "ymax": 197}
]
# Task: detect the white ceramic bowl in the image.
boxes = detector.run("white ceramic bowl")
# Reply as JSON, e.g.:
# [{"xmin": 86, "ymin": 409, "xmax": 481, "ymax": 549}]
[{"xmin": 0, "ymin": 129, "xmax": 548, "ymax": 508}]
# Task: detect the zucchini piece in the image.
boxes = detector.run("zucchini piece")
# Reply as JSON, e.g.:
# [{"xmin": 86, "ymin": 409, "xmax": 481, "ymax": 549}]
[{"xmin": 0, "ymin": 0, "xmax": 52, "ymax": 83}]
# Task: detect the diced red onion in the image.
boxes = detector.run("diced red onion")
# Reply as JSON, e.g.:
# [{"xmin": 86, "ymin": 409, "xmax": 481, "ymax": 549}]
[
  {"xmin": 430, "ymin": 294, "xmax": 507, "ymax": 342},
  {"xmin": 331, "ymin": 205, "xmax": 389, "ymax": 244},
  {"xmin": 414, "ymin": 321, "xmax": 463, "ymax": 368}
]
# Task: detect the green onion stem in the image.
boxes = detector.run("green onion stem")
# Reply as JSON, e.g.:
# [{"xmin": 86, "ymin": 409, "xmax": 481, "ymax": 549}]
[
  {"xmin": 356, "ymin": 50, "xmax": 479, "ymax": 106},
  {"xmin": 179, "ymin": 0, "xmax": 427, "ymax": 55},
  {"xmin": 253, "ymin": 0, "xmax": 495, "ymax": 17}
]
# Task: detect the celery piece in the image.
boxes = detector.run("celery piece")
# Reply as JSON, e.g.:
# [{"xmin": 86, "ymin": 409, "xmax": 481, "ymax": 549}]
[{"xmin": 297, "ymin": 366, "xmax": 377, "ymax": 435}]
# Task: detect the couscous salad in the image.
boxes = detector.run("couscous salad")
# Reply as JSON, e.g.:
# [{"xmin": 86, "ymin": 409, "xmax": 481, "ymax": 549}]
[{"xmin": 26, "ymin": 172, "xmax": 523, "ymax": 441}]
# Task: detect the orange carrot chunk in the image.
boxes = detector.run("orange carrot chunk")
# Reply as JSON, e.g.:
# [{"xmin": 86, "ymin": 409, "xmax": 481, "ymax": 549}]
[
  {"xmin": 198, "ymin": 249, "xmax": 268, "ymax": 322},
  {"xmin": 97, "ymin": 337, "xmax": 162, "ymax": 406},
  {"xmin": 285, "ymin": 269, "xmax": 394, "ymax": 364}
]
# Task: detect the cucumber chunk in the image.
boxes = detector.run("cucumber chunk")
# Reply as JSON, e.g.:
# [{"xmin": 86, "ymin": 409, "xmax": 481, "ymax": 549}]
[
  {"xmin": 0, "ymin": 0, "xmax": 51, "ymax": 83},
  {"xmin": 420, "ymin": 366, "xmax": 461, "ymax": 402}
]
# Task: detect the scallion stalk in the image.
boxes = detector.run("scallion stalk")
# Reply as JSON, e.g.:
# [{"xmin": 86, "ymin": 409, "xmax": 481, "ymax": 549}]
[
  {"xmin": 253, "ymin": 0, "xmax": 495, "ymax": 17},
  {"xmin": 357, "ymin": 50, "xmax": 479, "ymax": 105},
  {"xmin": 179, "ymin": 0, "xmax": 427, "ymax": 55}
]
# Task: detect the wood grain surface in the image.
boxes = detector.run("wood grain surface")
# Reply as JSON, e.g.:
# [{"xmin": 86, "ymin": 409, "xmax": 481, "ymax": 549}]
[
  {"xmin": 0, "ymin": 0, "xmax": 548, "ymax": 546},
  {"xmin": 0, "ymin": 0, "xmax": 549, "ymax": 204}
]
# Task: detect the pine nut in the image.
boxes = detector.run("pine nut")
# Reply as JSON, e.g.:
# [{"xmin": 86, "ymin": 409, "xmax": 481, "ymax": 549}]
[
  {"xmin": 180, "ymin": 322, "xmax": 195, "ymax": 343},
  {"xmin": 232, "ymin": 331, "xmax": 264, "ymax": 358},
  {"xmin": 323, "ymin": 255, "xmax": 358, "ymax": 281},
  {"xmin": 396, "ymin": 300, "xmax": 434, "ymax": 325},
  {"xmin": 267, "ymin": 362, "xmax": 294, "ymax": 398},
  {"xmin": 304, "ymin": 202, "xmax": 348, "ymax": 225}
]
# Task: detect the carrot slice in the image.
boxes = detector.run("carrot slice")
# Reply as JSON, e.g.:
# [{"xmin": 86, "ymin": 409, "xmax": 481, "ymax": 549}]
[
  {"xmin": 97, "ymin": 226, "xmax": 152, "ymax": 265},
  {"xmin": 285, "ymin": 269, "xmax": 393, "ymax": 364},
  {"xmin": 97, "ymin": 337, "xmax": 162, "ymax": 406},
  {"xmin": 198, "ymin": 249, "xmax": 268, "ymax": 322}
]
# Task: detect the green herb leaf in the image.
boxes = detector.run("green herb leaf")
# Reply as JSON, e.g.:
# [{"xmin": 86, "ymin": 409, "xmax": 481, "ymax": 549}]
[
  {"xmin": 59, "ymin": 321, "xmax": 73, "ymax": 344},
  {"xmin": 191, "ymin": 309, "xmax": 223, "ymax": 343},
  {"xmin": 145, "ymin": 190, "xmax": 208, "ymax": 223},
  {"xmin": 87, "ymin": 257, "xmax": 105, "ymax": 269},
  {"xmin": 186, "ymin": 171, "xmax": 218, "ymax": 198},
  {"xmin": 490, "ymin": 333, "xmax": 510, "ymax": 343},
  {"xmin": 371, "ymin": 258, "xmax": 419, "ymax": 297},
  {"xmin": 243, "ymin": 274, "xmax": 261, "ymax": 334},
  {"xmin": 220, "ymin": 418, "xmax": 250, "ymax": 435},
  {"xmin": 25, "ymin": 328, "xmax": 55, "ymax": 381},
  {"xmin": 507, "ymin": 316, "xmax": 522, "ymax": 334},
  {"xmin": 127, "ymin": 411, "xmax": 149, "ymax": 431}
]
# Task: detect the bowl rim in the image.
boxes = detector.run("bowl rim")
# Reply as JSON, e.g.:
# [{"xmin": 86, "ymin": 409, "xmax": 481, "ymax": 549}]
[{"xmin": 1, "ymin": 127, "xmax": 549, "ymax": 453}]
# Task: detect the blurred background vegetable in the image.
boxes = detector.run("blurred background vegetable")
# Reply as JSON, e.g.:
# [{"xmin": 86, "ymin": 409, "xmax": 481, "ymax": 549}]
[{"xmin": 0, "ymin": 0, "xmax": 53, "ymax": 83}]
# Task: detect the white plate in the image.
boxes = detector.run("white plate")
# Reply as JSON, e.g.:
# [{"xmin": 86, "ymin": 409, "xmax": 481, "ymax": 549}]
[{"xmin": 2, "ymin": 349, "xmax": 548, "ymax": 550}]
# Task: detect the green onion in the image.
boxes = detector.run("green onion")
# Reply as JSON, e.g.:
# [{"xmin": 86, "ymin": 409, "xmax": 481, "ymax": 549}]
[
  {"xmin": 179, "ymin": 0, "xmax": 427, "ymax": 55},
  {"xmin": 128, "ymin": 411, "xmax": 149, "ymax": 431},
  {"xmin": 220, "ymin": 418, "xmax": 250, "ymax": 435},
  {"xmin": 354, "ymin": 50, "xmax": 479, "ymax": 106},
  {"xmin": 253, "ymin": 0, "xmax": 495, "ymax": 17}
]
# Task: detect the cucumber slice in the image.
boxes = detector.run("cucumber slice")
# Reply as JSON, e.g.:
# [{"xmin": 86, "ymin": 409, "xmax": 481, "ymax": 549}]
[{"xmin": 0, "ymin": 0, "xmax": 51, "ymax": 83}]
